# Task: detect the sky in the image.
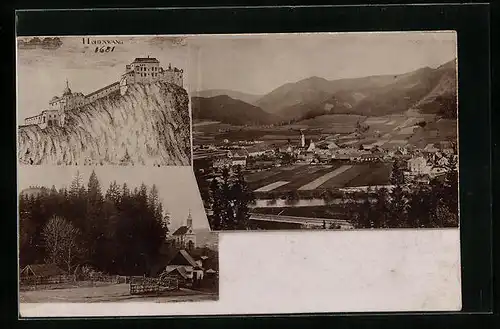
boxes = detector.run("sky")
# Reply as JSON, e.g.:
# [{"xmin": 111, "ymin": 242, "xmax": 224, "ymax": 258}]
[
  {"xmin": 187, "ymin": 31, "xmax": 457, "ymax": 95},
  {"xmin": 17, "ymin": 32, "xmax": 457, "ymax": 121},
  {"xmin": 17, "ymin": 166, "xmax": 209, "ymax": 231},
  {"xmin": 17, "ymin": 35, "xmax": 190, "ymax": 122}
]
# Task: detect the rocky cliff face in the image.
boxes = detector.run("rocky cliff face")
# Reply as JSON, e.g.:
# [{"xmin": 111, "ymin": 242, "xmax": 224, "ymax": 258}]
[{"xmin": 18, "ymin": 82, "xmax": 191, "ymax": 166}]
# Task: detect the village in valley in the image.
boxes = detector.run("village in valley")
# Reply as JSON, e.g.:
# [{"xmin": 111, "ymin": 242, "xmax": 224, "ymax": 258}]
[
  {"xmin": 190, "ymin": 34, "xmax": 458, "ymax": 231},
  {"xmin": 193, "ymin": 113, "xmax": 458, "ymax": 231}
]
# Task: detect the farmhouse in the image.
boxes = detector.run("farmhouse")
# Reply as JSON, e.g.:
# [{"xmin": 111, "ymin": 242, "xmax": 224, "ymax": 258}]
[
  {"xmin": 245, "ymin": 144, "xmax": 269, "ymax": 157},
  {"xmin": 358, "ymin": 153, "xmax": 383, "ymax": 162},
  {"xmin": 407, "ymin": 156, "xmax": 432, "ymax": 175},
  {"xmin": 162, "ymin": 250, "xmax": 204, "ymax": 282},
  {"xmin": 20, "ymin": 264, "xmax": 66, "ymax": 279},
  {"xmin": 20, "ymin": 263, "xmax": 70, "ymax": 285},
  {"xmin": 231, "ymin": 156, "xmax": 247, "ymax": 167},
  {"xmin": 423, "ymin": 143, "xmax": 439, "ymax": 154}
]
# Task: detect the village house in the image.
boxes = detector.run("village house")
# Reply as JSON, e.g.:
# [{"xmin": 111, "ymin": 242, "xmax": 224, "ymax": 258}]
[
  {"xmin": 245, "ymin": 143, "xmax": 269, "ymax": 157},
  {"xmin": 407, "ymin": 156, "xmax": 432, "ymax": 175},
  {"xmin": 423, "ymin": 143, "xmax": 439, "ymax": 154},
  {"xmin": 278, "ymin": 144, "xmax": 294, "ymax": 153},
  {"xmin": 231, "ymin": 156, "xmax": 247, "ymax": 167},
  {"xmin": 358, "ymin": 153, "xmax": 383, "ymax": 162},
  {"xmin": 429, "ymin": 166, "xmax": 448, "ymax": 177},
  {"xmin": 159, "ymin": 250, "xmax": 204, "ymax": 286},
  {"xmin": 20, "ymin": 264, "xmax": 68, "ymax": 284}
]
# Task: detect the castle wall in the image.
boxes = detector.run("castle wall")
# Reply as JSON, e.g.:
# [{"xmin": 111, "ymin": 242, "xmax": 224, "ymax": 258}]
[
  {"xmin": 24, "ymin": 113, "xmax": 43, "ymax": 126},
  {"xmin": 161, "ymin": 70, "xmax": 183, "ymax": 87},
  {"xmin": 84, "ymin": 82, "xmax": 120, "ymax": 104}
]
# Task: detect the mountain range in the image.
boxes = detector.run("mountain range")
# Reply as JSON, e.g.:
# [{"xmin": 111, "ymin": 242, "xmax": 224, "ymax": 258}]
[
  {"xmin": 191, "ymin": 89, "xmax": 262, "ymax": 105},
  {"xmin": 191, "ymin": 59, "xmax": 457, "ymax": 125},
  {"xmin": 191, "ymin": 95, "xmax": 277, "ymax": 125}
]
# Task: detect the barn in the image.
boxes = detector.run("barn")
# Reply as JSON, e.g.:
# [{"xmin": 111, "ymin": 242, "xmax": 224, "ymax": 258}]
[{"xmin": 20, "ymin": 264, "xmax": 69, "ymax": 285}]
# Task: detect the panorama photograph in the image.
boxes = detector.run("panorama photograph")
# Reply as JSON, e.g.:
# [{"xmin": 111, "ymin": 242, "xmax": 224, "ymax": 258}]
[{"xmin": 189, "ymin": 32, "xmax": 458, "ymax": 231}]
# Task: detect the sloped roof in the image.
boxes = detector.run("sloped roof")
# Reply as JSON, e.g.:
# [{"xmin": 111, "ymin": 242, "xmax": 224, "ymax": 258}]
[
  {"xmin": 245, "ymin": 144, "xmax": 268, "ymax": 153},
  {"xmin": 165, "ymin": 266, "xmax": 189, "ymax": 279},
  {"xmin": 230, "ymin": 150, "xmax": 249, "ymax": 157},
  {"xmin": 424, "ymin": 143, "xmax": 438, "ymax": 151},
  {"xmin": 172, "ymin": 226, "xmax": 190, "ymax": 236},
  {"xmin": 21, "ymin": 264, "xmax": 66, "ymax": 277},
  {"xmin": 165, "ymin": 250, "xmax": 202, "ymax": 269},
  {"xmin": 133, "ymin": 57, "xmax": 159, "ymax": 63},
  {"xmin": 178, "ymin": 250, "xmax": 200, "ymax": 268}
]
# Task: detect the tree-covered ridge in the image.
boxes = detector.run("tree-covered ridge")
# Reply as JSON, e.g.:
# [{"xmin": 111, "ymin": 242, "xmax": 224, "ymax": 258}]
[{"xmin": 19, "ymin": 170, "xmax": 168, "ymax": 276}]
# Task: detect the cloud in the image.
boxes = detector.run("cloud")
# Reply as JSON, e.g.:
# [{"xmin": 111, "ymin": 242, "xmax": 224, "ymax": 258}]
[
  {"xmin": 18, "ymin": 37, "xmax": 63, "ymax": 50},
  {"xmin": 149, "ymin": 36, "xmax": 187, "ymax": 49}
]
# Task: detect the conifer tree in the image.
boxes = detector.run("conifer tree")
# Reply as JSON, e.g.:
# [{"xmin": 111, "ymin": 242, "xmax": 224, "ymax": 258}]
[{"xmin": 232, "ymin": 166, "xmax": 253, "ymax": 230}]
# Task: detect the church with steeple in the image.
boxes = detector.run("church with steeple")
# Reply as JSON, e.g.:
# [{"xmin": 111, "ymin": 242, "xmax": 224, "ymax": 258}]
[{"xmin": 171, "ymin": 210, "xmax": 196, "ymax": 249}]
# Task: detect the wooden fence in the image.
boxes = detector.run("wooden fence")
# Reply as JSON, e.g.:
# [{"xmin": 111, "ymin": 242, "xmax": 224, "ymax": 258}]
[
  {"xmin": 20, "ymin": 274, "xmax": 129, "ymax": 286},
  {"xmin": 129, "ymin": 276, "xmax": 179, "ymax": 295},
  {"xmin": 20, "ymin": 274, "xmax": 75, "ymax": 286}
]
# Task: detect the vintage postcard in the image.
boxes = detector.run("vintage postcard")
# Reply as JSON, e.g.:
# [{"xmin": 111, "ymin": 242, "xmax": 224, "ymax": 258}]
[
  {"xmin": 17, "ymin": 36, "xmax": 191, "ymax": 166},
  {"xmin": 189, "ymin": 32, "xmax": 459, "ymax": 231},
  {"xmin": 18, "ymin": 166, "xmax": 218, "ymax": 305}
]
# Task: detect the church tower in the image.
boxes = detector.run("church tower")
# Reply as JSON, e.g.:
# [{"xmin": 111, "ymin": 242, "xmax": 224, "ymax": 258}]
[{"xmin": 187, "ymin": 209, "xmax": 193, "ymax": 228}]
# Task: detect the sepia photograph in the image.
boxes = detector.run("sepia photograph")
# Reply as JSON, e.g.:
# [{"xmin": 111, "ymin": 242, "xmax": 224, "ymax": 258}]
[
  {"xmin": 189, "ymin": 32, "xmax": 459, "ymax": 231},
  {"xmin": 18, "ymin": 166, "xmax": 218, "ymax": 304},
  {"xmin": 17, "ymin": 36, "xmax": 191, "ymax": 166}
]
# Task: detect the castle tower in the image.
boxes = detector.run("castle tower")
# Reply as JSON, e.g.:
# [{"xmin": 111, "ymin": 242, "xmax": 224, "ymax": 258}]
[
  {"xmin": 187, "ymin": 209, "xmax": 193, "ymax": 228},
  {"xmin": 63, "ymin": 79, "xmax": 72, "ymax": 96}
]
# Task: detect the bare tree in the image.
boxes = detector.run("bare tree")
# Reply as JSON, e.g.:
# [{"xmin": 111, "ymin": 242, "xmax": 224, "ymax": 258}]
[{"xmin": 42, "ymin": 216, "xmax": 83, "ymax": 273}]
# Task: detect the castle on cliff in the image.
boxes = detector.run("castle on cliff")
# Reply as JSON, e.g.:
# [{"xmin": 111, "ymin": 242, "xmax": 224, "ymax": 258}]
[{"xmin": 23, "ymin": 57, "xmax": 184, "ymax": 128}]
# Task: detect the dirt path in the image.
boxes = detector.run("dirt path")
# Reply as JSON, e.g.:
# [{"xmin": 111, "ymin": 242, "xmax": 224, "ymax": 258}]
[{"xmin": 20, "ymin": 284, "xmax": 218, "ymax": 303}]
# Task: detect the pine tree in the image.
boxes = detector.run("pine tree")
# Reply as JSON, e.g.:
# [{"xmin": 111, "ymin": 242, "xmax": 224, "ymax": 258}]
[
  {"xmin": 373, "ymin": 188, "xmax": 390, "ymax": 228},
  {"xmin": 69, "ymin": 170, "xmax": 84, "ymax": 197},
  {"xmin": 209, "ymin": 178, "xmax": 223, "ymax": 230},
  {"xmin": 87, "ymin": 170, "xmax": 103, "ymax": 207},
  {"xmin": 387, "ymin": 185, "xmax": 408, "ymax": 228},
  {"xmin": 220, "ymin": 168, "xmax": 234, "ymax": 230},
  {"xmin": 232, "ymin": 167, "xmax": 253, "ymax": 230},
  {"xmin": 86, "ymin": 170, "xmax": 104, "ymax": 264},
  {"xmin": 390, "ymin": 160, "xmax": 405, "ymax": 185}
]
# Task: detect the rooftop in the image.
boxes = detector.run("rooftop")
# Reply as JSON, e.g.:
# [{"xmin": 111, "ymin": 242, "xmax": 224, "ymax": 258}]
[
  {"xmin": 133, "ymin": 57, "xmax": 159, "ymax": 63},
  {"xmin": 21, "ymin": 264, "xmax": 66, "ymax": 277},
  {"xmin": 172, "ymin": 226, "xmax": 191, "ymax": 236}
]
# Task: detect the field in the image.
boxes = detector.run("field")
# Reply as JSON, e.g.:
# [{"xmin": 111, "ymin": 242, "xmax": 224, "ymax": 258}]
[
  {"xmin": 19, "ymin": 283, "xmax": 218, "ymax": 303},
  {"xmin": 193, "ymin": 112, "xmax": 456, "ymax": 151},
  {"xmin": 247, "ymin": 162, "xmax": 392, "ymax": 196},
  {"xmin": 251, "ymin": 205, "xmax": 361, "ymax": 220}
]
